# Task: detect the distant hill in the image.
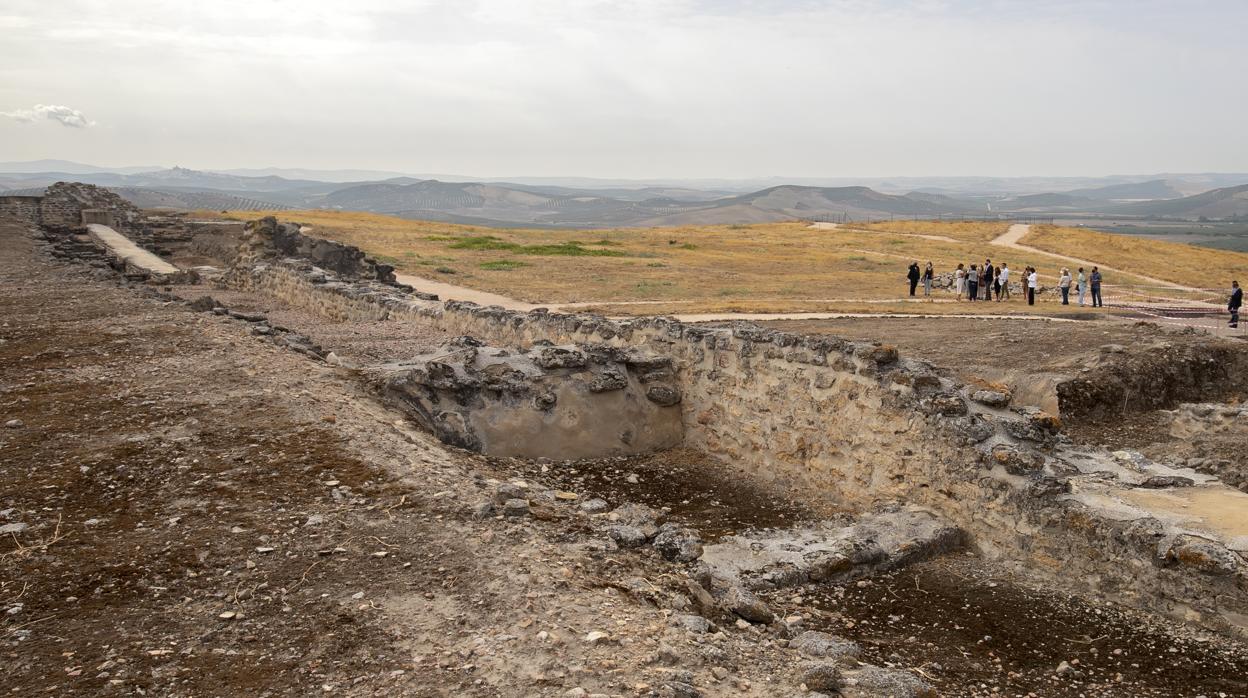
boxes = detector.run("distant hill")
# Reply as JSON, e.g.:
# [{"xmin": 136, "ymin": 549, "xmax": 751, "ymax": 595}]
[
  {"xmin": 110, "ymin": 188, "xmax": 291, "ymax": 212},
  {"xmin": 1111, "ymin": 184, "xmax": 1248, "ymax": 219},
  {"xmin": 995, "ymin": 192, "xmax": 1096, "ymax": 211},
  {"xmin": 0, "ymin": 159, "xmax": 163, "ymax": 175},
  {"xmin": 1065, "ymin": 179, "xmax": 1185, "ymax": 201}
]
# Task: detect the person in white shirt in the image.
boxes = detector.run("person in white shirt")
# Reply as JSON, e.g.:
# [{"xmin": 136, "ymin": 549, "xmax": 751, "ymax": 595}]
[
  {"xmin": 1058, "ymin": 267, "xmax": 1072, "ymax": 305},
  {"xmin": 1027, "ymin": 267, "xmax": 1039, "ymax": 306},
  {"xmin": 997, "ymin": 263, "xmax": 1010, "ymax": 301}
]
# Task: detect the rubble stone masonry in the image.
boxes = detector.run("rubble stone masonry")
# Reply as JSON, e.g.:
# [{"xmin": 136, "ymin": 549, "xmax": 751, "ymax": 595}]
[{"xmin": 221, "ymin": 218, "xmax": 1248, "ymax": 637}]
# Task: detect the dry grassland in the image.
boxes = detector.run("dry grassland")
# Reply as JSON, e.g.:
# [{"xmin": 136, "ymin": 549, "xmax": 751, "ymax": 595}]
[
  {"xmin": 212, "ymin": 211, "xmax": 1200, "ymax": 312},
  {"xmin": 1022, "ymin": 225, "xmax": 1248, "ymax": 289},
  {"xmin": 848, "ymin": 220, "xmax": 1011, "ymax": 243}
]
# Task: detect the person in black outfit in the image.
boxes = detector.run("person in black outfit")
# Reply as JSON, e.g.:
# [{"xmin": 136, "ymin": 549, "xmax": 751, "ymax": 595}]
[
  {"xmin": 967, "ymin": 264, "xmax": 978, "ymax": 302},
  {"xmin": 982, "ymin": 259, "xmax": 994, "ymax": 301},
  {"xmin": 907, "ymin": 262, "xmax": 920, "ymax": 297},
  {"xmin": 1230, "ymin": 280, "xmax": 1242, "ymax": 328}
]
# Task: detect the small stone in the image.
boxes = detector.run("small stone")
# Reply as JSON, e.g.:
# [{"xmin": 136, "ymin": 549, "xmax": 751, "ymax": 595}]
[
  {"xmin": 607, "ymin": 525, "xmax": 647, "ymax": 548},
  {"xmin": 653, "ymin": 527, "xmax": 704, "ymax": 562},
  {"xmin": 580, "ymin": 498, "xmax": 610, "ymax": 514},
  {"xmin": 801, "ymin": 664, "xmax": 843, "ymax": 692},
  {"xmin": 970, "ymin": 390, "xmax": 1010, "ymax": 408},
  {"xmin": 494, "ymin": 482, "xmax": 525, "ymax": 503},
  {"xmin": 4, "ymin": 419, "xmax": 23, "ymax": 429},
  {"xmin": 471, "ymin": 501, "xmax": 495, "ymax": 520},
  {"xmin": 255, "ymin": 546, "xmax": 275, "ymax": 554},
  {"xmin": 584, "ymin": 631, "xmax": 609, "ymax": 645},
  {"xmin": 723, "ymin": 585, "xmax": 774, "ymax": 624},
  {"xmin": 554, "ymin": 491, "xmax": 578, "ymax": 501},
  {"xmin": 0, "ymin": 522, "xmax": 28, "ymax": 535},
  {"xmin": 791, "ymin": 631, "xmax": 862, "ymax": 660},
  {"xmin": 219, "ymin": 611, "xmax": 237, "ymax": 620},
  {"xmin": 672, "ymin": 614, "xmax": 714, "ymax": 634},
  {"xmin": 645, "ymin": 384, "xmax": 682, "ymax": 406},
  {"xmin": 502, "ymin": 498, "xmax": 530, "ymax": 517}
]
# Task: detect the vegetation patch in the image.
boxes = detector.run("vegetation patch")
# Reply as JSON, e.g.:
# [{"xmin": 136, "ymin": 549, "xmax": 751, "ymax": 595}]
[
  {"xmin": 479, "ymin": 260, "xmax": 531, "ymax": 271},
  {"xmin": 447, "ymin": 235, "xmax": 625, "ymax": 257}
]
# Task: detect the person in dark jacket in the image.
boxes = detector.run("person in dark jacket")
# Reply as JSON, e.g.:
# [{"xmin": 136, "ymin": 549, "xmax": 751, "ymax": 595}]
[
  {"xmin": 1230, "ymin": 280, "xmax": 1242, "ymax": 328},
  {"xmin": 1090, "ymin": 267, "xmax": 1103, "ymax": 307},
  {"xmin": 922, "ymin": 261, "xmax": 934, "ymax": 297},
  {"xmin": 907, "ymin": 262, "xmax": 921, "ymax": 297},
  {"xmin": 966, "ymin": 264, "xmax": 978, "ymax": 302},
  {"xmin": 982, "ymin": 259, "xmax": 994, "ymax": 300}
]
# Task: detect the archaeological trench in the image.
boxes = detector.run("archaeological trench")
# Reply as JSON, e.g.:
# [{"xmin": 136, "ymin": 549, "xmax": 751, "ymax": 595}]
[{"xmin": 5, "ymin": 183, "xmax": 1248, "ymax": 695}]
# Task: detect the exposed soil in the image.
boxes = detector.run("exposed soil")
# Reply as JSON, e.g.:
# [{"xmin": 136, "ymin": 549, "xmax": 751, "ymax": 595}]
[
  {"xmin": 497, "ymin": 448, "xmax": 819, "ymax": 542},
  {"xmin": 793, "ymin": 556, "xmax": 1248, "ymax": 697}
]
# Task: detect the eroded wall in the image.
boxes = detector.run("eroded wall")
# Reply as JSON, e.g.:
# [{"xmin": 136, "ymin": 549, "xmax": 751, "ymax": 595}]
[{"xmin": 223, "ymin": 232, "xmax": 1248, "ymax": 636}]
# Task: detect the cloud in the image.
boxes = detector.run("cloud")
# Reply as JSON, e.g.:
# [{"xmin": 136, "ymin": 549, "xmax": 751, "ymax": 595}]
[{"xmin": 1, "ymin": 104, "xmax": 93, "ymax": 128}]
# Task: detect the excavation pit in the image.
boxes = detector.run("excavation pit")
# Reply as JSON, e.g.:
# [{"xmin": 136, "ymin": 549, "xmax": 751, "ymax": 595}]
[{"xmin": 380, "ymin": 338, "xmax": 684, "ymax": 459}]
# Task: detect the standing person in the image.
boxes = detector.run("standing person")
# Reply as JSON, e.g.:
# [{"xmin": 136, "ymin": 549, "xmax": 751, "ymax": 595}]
[
  {"xmin": 1076, "ymin": 267, "xmax": 1087, "ymax": 306},
  {"xmin": 1027, "ymin": 266, "xmax": 1038, "ymax": 306},
  {"xmin": 967, "ymin": 264, "xmax": 979, "ymax": 302},
  {"xmin": 998, "ymin": 263, "xmax": 1010, "ymax": 301},
  {"xmin": 983, "ymin": 259, "xmax": 994, "ymax": 300},
  {"xmin": 1230, "ymin": 280, "xmax": 1242, "ymax": 329},
  {"xmin": 955, "ymin": 263, "xmax": 966, "ymax": 300},
  {"xmin": 922, "ymin": 261, "xmax": 934, "ymax": 297},
  {"xmin": 1090, "ymin": 266, "xmax": 1103, "ymax": 307},
  {"xmin": 1059, "ymin": 267, "xmax": 1072, "ymax": 305},
  {"xmin": 907, "ymin": 262, "xmax": 921, "ymax": 297}
]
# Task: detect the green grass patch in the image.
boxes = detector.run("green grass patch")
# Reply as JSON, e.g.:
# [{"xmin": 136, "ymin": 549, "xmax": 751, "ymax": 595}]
[
  {"xmin": 517, "ymin": 243, "xmax": 625, "ymax": 257},
  {"xmin": 448, "ymin": 235, "xmax": 518, "ymax": 251},
  {"xmin": 444, "ymin": 235, "xmax": 625, "ymax": 257},
  {"xmin": 479, "ymin": 260, "xmax": 531, "ymax": 271}
]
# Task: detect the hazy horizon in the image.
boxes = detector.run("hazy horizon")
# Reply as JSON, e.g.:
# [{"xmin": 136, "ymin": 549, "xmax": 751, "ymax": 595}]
[{"xmin": 3, "ymin": 1, "xmax": 1246, "ymax": 179}]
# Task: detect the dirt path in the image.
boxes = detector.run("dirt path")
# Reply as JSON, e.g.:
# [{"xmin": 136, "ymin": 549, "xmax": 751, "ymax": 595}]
[
  {"xmin": 989, "ymin": 224, "xmax": 1197, "ymax": 293},
  {"xmin": 395, "ymin": 270, "xmax": 1082, "ymax": 324}
]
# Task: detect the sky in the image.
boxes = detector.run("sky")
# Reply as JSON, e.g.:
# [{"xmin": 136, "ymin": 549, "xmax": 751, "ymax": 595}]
[{"xmin": 1, "ymin": 0, "xmax": 1245, "ymax": 179}]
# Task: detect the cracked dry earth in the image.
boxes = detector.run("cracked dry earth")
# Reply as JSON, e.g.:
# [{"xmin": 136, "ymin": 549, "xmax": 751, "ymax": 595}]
[{"xmin": 4, "ymin": 217, "xmax": 1248, "ymax": 698}]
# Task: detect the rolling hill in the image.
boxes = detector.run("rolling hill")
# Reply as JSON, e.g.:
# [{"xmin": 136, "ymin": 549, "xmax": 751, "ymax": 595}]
[
  {"xmin": 1111, "ymin": 184, "xmax": 1248, "ymax": 219},
  {"xmin": 1065, "ymin": 179, "xmax": 1186, "ymax": 201}
]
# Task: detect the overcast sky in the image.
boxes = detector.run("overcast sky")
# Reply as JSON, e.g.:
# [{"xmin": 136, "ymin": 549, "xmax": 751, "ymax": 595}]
[{"xmin": 1, "ymin": 0, "xmax": 1244, "ymax": 178}]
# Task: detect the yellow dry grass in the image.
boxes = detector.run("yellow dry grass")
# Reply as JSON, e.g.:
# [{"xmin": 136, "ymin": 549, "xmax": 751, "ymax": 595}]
[
  {"xmin": 209, "ymin": 210, "xmax": 1202, "ymax": 312},
  {"xmin": 1022, "ymin": 225, "xmax": 1248, "ymax": 289},
  {"xmin": 848, "ymin": 220, "xmax": 1011, "ymax": 243}
]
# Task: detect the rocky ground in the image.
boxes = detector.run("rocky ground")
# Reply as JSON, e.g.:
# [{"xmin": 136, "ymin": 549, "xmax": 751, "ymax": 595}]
[{"xmin": 4, "ymin": 218, "xmax": 1248, "ymax": 697}]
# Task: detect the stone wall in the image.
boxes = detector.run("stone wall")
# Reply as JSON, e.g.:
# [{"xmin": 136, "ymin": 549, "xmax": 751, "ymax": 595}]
[
  {"xmin": 0, "ymin": 182, "xmax": 145, "ymax": 238},
  {"xmin": 242, "ymin": 216, "xmax": 402, "ymax": 285},
  {"xmin": 223, "ymin": 227, "xmax": 1248, "ymax": 636},
  {"xmin": 0, "ymin": 196, "xmax": 41, "ymax": 223}
]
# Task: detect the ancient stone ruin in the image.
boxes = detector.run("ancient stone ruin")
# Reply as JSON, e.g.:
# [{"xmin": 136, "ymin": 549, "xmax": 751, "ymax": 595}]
[{"xmin": 7, "ymin": 196, "xmax": 1248, "ymax": 694}]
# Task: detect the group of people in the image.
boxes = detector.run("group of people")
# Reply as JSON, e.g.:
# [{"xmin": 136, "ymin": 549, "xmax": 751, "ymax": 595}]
[{"xmin": 906, "ymin": 259, "xmax": 1104, "ymax": 307}]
